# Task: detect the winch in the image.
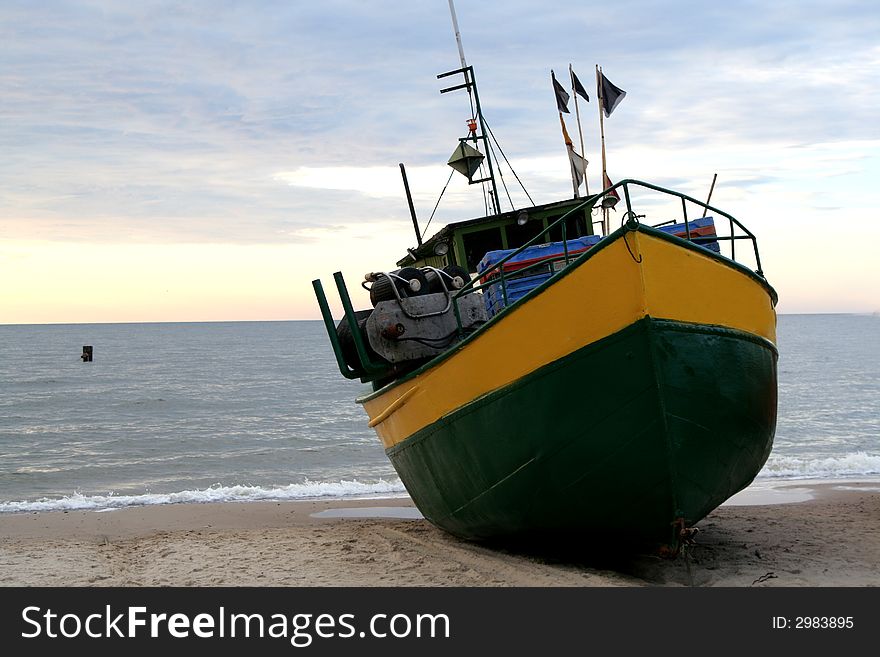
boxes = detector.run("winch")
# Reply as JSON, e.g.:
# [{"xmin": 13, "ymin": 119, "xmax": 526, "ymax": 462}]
[{"xmin": 335, "ymin": 265, "xmax": 486, "ymax": 379}]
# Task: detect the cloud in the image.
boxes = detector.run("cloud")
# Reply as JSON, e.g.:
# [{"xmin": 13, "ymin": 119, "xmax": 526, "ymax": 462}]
[
  {"xmin": 275, "ymin": 166, "xmax": 415, "ymax": 199},
  {"xmin": 1, "ymin": 0, "xmax": 878, "ymax": 250}
]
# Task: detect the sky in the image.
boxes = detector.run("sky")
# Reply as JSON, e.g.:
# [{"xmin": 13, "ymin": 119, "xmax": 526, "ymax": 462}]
[{"xmin": 1, "ymin": 0, "xmax": 879, "ymax": 324}]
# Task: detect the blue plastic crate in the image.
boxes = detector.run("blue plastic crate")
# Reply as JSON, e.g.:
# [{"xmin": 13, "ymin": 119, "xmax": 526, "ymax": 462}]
[
  {"xmin": 654, "ymin": 216, "xmax": 720, "ymax": 253},
  {"xmin": 478, "ymin": 235, "xmax": 601, "ymax": 274},
  {"xmin": 483, "ymin": 271, "xmax": 553, "ymax": 317},
  {"xmin": 479, "ymin": 235, "xmax": 601, "ymax": 318}
]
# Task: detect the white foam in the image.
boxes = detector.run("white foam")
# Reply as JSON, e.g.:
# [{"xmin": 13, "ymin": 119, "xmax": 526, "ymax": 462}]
[
  {"xmin": 0, "ymin": 479, "xmax": 407, "ymax": 514},
  {"xmin": 5, "ymin": 453, "xmax": 879, "ymax": 515},
  {"xmin": 757, "ymin": 451, "xmax": 880, "ymax": 480}
]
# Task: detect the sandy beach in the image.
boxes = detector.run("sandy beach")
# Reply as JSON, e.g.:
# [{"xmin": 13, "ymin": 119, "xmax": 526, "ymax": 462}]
[{"xmin": 1, "ymin": 481, "xmax": 877, "ymax": 587}]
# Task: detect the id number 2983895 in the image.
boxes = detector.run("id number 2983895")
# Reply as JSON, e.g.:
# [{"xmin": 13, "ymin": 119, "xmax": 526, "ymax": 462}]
[{"xmin": 772, "ymin": 617, "xmax": 854, "ymax": 629}]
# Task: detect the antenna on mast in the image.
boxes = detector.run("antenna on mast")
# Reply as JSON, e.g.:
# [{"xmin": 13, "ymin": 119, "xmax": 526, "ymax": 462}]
[
  {"xmin": 440, "ymin": 0, "xmax": 501, "ymax": 215},
  {"xmin": 448, "ymin": 0, "xmax": 468, "ymax": 69}
]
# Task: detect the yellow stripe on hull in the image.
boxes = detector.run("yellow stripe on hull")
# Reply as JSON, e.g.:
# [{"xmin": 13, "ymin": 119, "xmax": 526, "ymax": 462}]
[{"xmin": 361, "ymin": 229, "xmax": 777, "ymax": 449}]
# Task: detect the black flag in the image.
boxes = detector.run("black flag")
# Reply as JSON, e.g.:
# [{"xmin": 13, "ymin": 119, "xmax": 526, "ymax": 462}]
[
  {"xmin": 551, "ymin": 70, "xmax": 570, "ymax": 113},
  {"xmin": 598, "ymin": 71, "xmax": 626, "ymax": 117},
  {"xmin": 570, "ymin": 68, "xmax": 589, "ymax": 102}
]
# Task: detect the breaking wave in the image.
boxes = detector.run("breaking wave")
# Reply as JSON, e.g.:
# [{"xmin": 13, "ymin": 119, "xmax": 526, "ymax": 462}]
[
  {"xmin": 758, "ymin": 451, "xmax": 880, "ymax": 480},
  {"xmin": 0, "ymin": 478, "xmax": 407, "ymax": 514}
]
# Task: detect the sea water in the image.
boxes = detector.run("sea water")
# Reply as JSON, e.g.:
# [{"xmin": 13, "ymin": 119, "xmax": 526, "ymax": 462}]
[{"xmin": 0, "ymin": 315, "xmax": 877, "ymax": 513}]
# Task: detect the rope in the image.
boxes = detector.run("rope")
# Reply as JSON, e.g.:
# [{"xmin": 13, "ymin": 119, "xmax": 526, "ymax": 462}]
[
  {"xmin": 683, "ymin": 544, "xmax": 694, "ymax": 587},
  {"xmin": 483, "ymin": 117, "xmax": 535, "ymax": 206},
  {"xmin": 421, "ymin": 169, "xmax": 456, "ymax": 241},
  {"xmin": 485, "ymin": 132, "xmax": 514, "ymax": 211},
  {"xmin": 623, "ymin": 213, "xmax": 643, "ymax": 263}
]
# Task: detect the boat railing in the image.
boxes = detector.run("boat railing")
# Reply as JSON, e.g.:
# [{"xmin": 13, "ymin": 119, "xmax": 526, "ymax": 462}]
[
  {"xmin": 616, "ymin": 179, "xmax": 764, "ymax": 274},
  {"xmin": 451, "ymin": 178, "xmax": 765, "ymax": 331},
  {"xmin": 312, "ymin": 273, "xmax": 390, "ymax": 380}
]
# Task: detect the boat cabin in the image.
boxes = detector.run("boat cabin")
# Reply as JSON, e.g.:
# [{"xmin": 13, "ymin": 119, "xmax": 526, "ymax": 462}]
[{"xmin": 397, "ymin": 197, "xmax": 597, "ymax": 275}]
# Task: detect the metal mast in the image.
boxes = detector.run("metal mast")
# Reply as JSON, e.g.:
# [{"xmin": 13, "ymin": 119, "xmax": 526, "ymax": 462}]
[
  {"xmin": 442, "ymin": 1, "xmax": 502, "ymax": 215},
  {"xmin": 448, "ymin": 0, "xmax": 468, "ymax": 69}
]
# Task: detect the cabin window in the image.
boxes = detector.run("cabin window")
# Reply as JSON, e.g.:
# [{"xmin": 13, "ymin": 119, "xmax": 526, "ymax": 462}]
[
  {"xmin": 505, "ymin": 218, "xmax": 546, "ymax": 250},
  {"xmin": 462, "ymin": 227, "xmax": 503, "ymax": 272},
  {"xmin": 547, "ymin": 213, "xmax": 588, "ymax": 242}
]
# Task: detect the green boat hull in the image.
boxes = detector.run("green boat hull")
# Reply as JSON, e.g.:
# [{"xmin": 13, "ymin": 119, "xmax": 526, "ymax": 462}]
[{"xmin": 386, "ymin": 317, "xmax": 778, "ymax": 548}]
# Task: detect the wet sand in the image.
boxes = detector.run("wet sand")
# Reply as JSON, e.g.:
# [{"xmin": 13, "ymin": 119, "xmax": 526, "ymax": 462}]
[{"xmin": 0, "ymin": 481, "xmax": 877, "ymax": 587}]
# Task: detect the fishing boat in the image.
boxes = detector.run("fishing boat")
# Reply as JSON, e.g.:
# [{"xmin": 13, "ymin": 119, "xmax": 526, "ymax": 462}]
[{"xmin": 312, "ymin": 20, "xmax": 777, "ymax": 553}]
